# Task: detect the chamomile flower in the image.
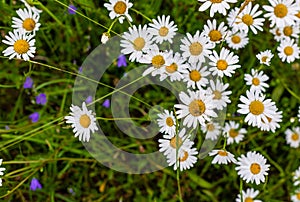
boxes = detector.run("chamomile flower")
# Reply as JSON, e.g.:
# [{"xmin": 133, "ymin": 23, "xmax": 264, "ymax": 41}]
[
  {"xmin": 182, "ymin": 62, "xmax": 210, "ymax": 90},
  {"xmin": 223, "ymin": 121, "xmax": 246, "ymax": 145},
  {"xmin": 235, "ymin": 151, "xmax": 270, "ymax": 185},
  {"xmin": 225, "ymin": 30, "xmax": 249, "ymax": 50},
  {"xmin": 202, "ymin": 19, "xmax": 228, "ymax": 45},
  {"xmin": 0, "ymin": 159, "xmax": 6, "ymax": 186},
  {"xmin": 12, "ymin": 8, "xmax": 41, "ymax": 34},
  {"xmin": 277, "ymin": 38, "xmax": 300, "ymax": 63},
  {"xmin": 270, "ymin": 26, "xmax": 284, "ymax": 42},
  {"xmin": 167, "ymin": 146, "xmax": 198, "ymax": 171},
  {"xmin": 174, "ymin": 90, "xmax": 217, "ymax": 129},
  {"xmin": 2, "ymin": 29, "xmax": 36, "ymax": 61},
  {"xmin": 180, "ymin": 30, "xmax": 214, "ymax": 64},
  {"xmin": 256, "ymin": 50, "xmax": 274, "ymax": 66},
  {"xmin": 160, "ymin": 52, "xmax": 187, "ymax": 82},
  {"xmin": 157, "ymin": 109, "xmax": 176, "ymax": 137},
  {"xmin": 148, "ymin": 15, "xmax": 178, "ymax": 44},
  {"xmin": 201, "ymin": 121, "xmax": 221, "ymax": 140},
  {"xmin": 280, "ymin": 25, "xmax": 300, "ymax": 40},
  {"xmin": 198, "ymin": 0, "xmax": 238, "ymax": 17},
  {"xmin": 65, "ymin": 102, "xmax": 98, "ymax": 142},
  {"xmin": 209, "ymin": 149, "xmax": 237, "ymax": 164},
  {"xmin": 293, "ymin": 166, "xmax": 300, "ymax": 186},
  {"xmin": 207, "ymin": 79, "xmax": 232, "ymax": 110},
  {"xmin": 263, "ymin": 0, "xmax": 300, "ymax": 28},
  {"xmin": 237, "ymin": 89, "xmax": 278, "ymax": 128},
  {"xmin": 233, "ymin": 3, "xmax": 265, "ymax": 35},
  {"xmin": 140, "ymin": 45, "xmax": 171, "ymax": 77},
  {"xmin": 20, "ymin": 0, "xmax": 43, "ymax": 14},
  {"xmin": 258, "ymin": 108, "xmax": 282, "ymax": 132},
  {"xmin": 244, "ymin": 69, "xmax": 269, "ymax": 93},
  {"xmin": 291, "ymin": 189, "xmax": 300, "ymax": 202},
  {"xmin": 235, "ymin": 188, "xmax": 262, "ymax": 202},
  {"xmin": 120, "ymin": 25, "xmax": 153, "ymax": 62},
  {"xmin": 104, "ymin": 0, "xmax": 133, "ymax": 24},
  {"xmin": 208, "ymin": 47, "xmax": 241, "ymax": 78},
  {"xmin": 285, "ymin": 127, "xmax": 300, "ymax": 148}
]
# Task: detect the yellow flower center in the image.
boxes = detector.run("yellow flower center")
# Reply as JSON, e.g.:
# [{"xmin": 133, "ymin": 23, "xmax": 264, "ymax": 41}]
[
  {"xmin": 165, "ymin": 117, "xmax": 174, "ymax": 127},
  {"xmin": 210, "ymin": 0, "xmax": 222, "ymax": 3},
  {"xmin": 284, "ymin": 46, "xmax": 294, "ymax": 56},
  {"xmin": 79, "ymin": 114, "xmax": 91, "ymax": 128},
  {"xmin": 170, "ymin": 136, "xmax": 182, "ymax": 149},
  {"xmin": 242, "ymin": 14, "xmax": 254, "ymax": 26},
  {"xmin": 213, "ymin": 90, "xmax": 222, "ymax": 100},
  {"xmin": 159, "ymin": 26, "xmax": 169, "ymax": 37},
  {"xmin": 216, "ymin": 59, "xmax": 228, "ymax": 70},
  {"xmin": 189, "ymin": 70, "xmax": 201, "ymax": 82},
  {"xmin": 229, "ymin": 129, "xmax": 238, "ymax": 138},
  {"xmin": 14, "ymin": 39, "xmax": 29, "ymax": 54},
  {"xmin": 179, "ymin": 150, "xmax": 189, "ymax": 162},
  {"xmin": 231, "ymin": 35, "xmax": 241, "ymax": 44},
  {"xmin": 133, "ymin": 37, "xmax": 145, "ymax": 51},
  {"xmin": 113, "ymin": 1, "xmax": 127, "ymax": 14},
  {"xmin": 275, "ymin": 28, "xmax": 281, "ymax": 36},
  {"xmin": 252, "ymin": 77, "xmax": 260, "ymax": 86},
  {"xmin": 152, "ymin": 55, "xmax": 165, "ymax": 68},
  {"xmin": 166, "ymin": 63, "xmax": 178, "ymax": 73},
  {"xmin": 274, "ymin": 3, "xmax": 288, "ymax": 18},
  {"xmin": 296, "ymin": 11, "xmax": 300, "ymax": 19},
  {"xmin": 245, "ymin": 197, "xmax": 254, "ymax": 202},
  {"xmin": 206, "ymin": 123, "xmax": 215, "ymax": 131},
  {"xmin": 23, "ymin": 18, "xmax": 36, "ymax": 31},
  {"xmin": 283, "ymin": 26, "xmax": 293, "ymax": 36},
  {"xmin": 297, "ymin": 193, "xmax": 300, "ymax": 200},
  {"xmin": 250, "ymin": 163, "xmax": 261, "ymax": 174},
  {"xmin": 292, "ymin": 133, "xmax": 299, "ymax": 141},
  {"xmin": 249, "ymin": 100, "xmax": 264, "ymax": 115},
  {"xmin": 208, "ymin": 30, "xmax": 222, "ymax": 42},
  {"xmin": 261, "ymin": 56, "xmax": 268, "ymax": 62},
  {"xmin": 189, "ymin": 42, "xmax": 203, "ymax": 56},
  {"xmin": 218, "ymin": 150, "xmax": 228, "ymax": 156},
  {"xmin": 188, "ymin": 100, "xmax": 206, "ymax": 116}
]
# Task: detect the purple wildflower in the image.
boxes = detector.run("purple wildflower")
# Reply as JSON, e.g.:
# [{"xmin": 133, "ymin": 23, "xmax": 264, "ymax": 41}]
[
  {"xmin": 68, "ymin": 5, "xmax": 77, "ymax": 15},
  {"xmin": 5, "ymin": 125, "xmax": 10, "ymax": 130},
  {"xmin": 85, "ymin": 96, "xmax": 93, "ymax": 104},
  {"xmin": 102, "ymin": 99, "xmax": 110, "ymax": 108},
  {"xmin": 30, "ymin": 178, "xmax": 42, "ymax": 191},
  {"xmin": 117, "ymin": 55, "xmax": 127, "ymax": 68},
  {"xmin": 23, "ymin": 77, "xmax": 33, "ymax": 89},
  {"xmin": 29, "ymin": 112, "xmax": 39, "ymax": 123},
  {"xmin": 36, "ymin": 93, "xmax": 47, "ymax": 105},
  {"xmin": 78, "ymin": 66, "xmax": 83, "ymax": 73}
]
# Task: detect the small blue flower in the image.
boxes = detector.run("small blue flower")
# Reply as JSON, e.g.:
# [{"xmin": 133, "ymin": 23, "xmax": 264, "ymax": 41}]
[
  {"xmin": 68, "ymin": 5, "xmax": 77, "ymax": 15},
  {"xmin": 102, "ymin": 99, "xmax": 110, "ymax": 108},
  {"xmin": 78, "ymin": 66, "xmax": 83, "ymax": 73},
  {"xmin": 30, "ymin": 178, "xmax": 42, "ymax": 191},
  {"xmin": 23, "ymin": 77, "xmax": 33, "ymax": 89},
  {"xmin": 117, "ymin": 55, "xmax": 127, "ymax": 68},
  {"xmin": 36, "ymin": 93, "xmax": 47, "ymax": 105},
  {"xmin": 5, "ymin": 125, "xmax": 10, "ymax": 130},
  {"xmin": 85, "ymin": 96, "xmax": 93, "ymax": 104},
  {"xmin": 29, "ymin": 112, "xmax": 40, "ymax": 123}
]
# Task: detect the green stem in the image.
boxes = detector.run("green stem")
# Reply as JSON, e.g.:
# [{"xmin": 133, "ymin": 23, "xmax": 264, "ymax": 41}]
[
  {"xmin": 35, "ymin": 1, "xmax": 63, "ymax": 26},
  {"xmin": 130, "ymin": 8, "xmax": 152, "ymax": 22},
  {"xmin": 176, "ymin": 168, "xmax": 183, "ymax": 202}
]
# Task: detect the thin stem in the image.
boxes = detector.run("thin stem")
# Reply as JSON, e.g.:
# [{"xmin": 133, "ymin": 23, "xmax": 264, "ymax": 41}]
[
  {"xmin": 130, "ymin": 8, "xmax": 152, "ymax": 22},
  {"xmin": 35, "ymin": 1, "xmax": 63, "ymax": 26},
  {"xmin": 177, "ymin": 168, "xmax": 183, "ymax": 202}
]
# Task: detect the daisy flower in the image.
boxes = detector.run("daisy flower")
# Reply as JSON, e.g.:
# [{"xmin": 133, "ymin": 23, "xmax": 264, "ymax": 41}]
[
  {"xmin": 293, "ymin": 166, "xmax": 300, "ymax": 186},
  {"xmin": 202, "ymin": 19, "xmax": 228, "ymax": 45},
  {"xmin": 65, "ymin": 102, "xmax": 98, "ymax": 142},
  {"xmin": 174, "ymin": 90, "xmax": 217, "ymax": 129},
  {"xmin": 2, "ymin": 29, "xmax": 36, "ymax": 61},
  {"xmin": 258, "ymin": 108, "xmax": 282, "ymax": 132},
  {"xmin": 225, "ymin": 30, "xmax": 249, "ymax": 50},
  {"xmin": 207, "ymin": 79, "xmax": 232, "ymax": 110},
  {"xmin": 201, "ymin": 121, "xmax": 221, "ymax": 140},
  {"xmin": 180, "ymin": 30, "xmax": 214, "ymax": 64},
  {"xmin": 20, "ymin": 0, "xmax": 43, "ymax": 14},
  {"xmin": 235, "ymin": 151, "xmax": 270, "ymax": 185},
  {"xmin": 208, "ymin": 47, "xmax": 241, "ymax": 78},
  {"xmin": 280, "ymin": 25, "xmax": 300, "ymax": 40},
  {"xmin": 0, "ymin": 159, "xmax": 6, "ymax": 186},
  {"xmin": 285, "ymin": 127, "xmax": 300, "ymax": 148},
  {"xmin": 160, "ymin": 52, "xmax": 187, "ymax": 82},
  {"xmin": 104, "ymin": 0, "xmax": 133, "ymax": 24},
  {"xmin": 198, "ymin": 0, "xmax": 238, "ymax": 17},
  {"xmin": 181, "ymin": 62, "xmax": 210, "ymax": 90},
  {"xmin": 157, "ymin": 109, "xmax": 176, "ymax": 137},
  {"xmin": 235, "ymin": 188, "xmax": 262, "ymax": 202},
  {"xmin": 140, "ymin": 45, "xmax": 172, "ymax": 78},
  {"xmin": 148, "ymin": 15, "xmax": 178, "ymax": 44},
  {"xmin": 120, "ymin": 25, "xmax": 153, "ymax": 62},
  {"xmin": 277, "ymin": 38, "xmax": 300, "ymax": 63},
  {"xmin": 223, "ymin": 121, "xmax": 246, "ymax": 145},
  {"xmin": 209, "ymin": 149, "xmax": 237, "ymax": 164},
  {"xmin": 270, "ymin": 26, "xmax": 284, "ymax": 42},
  {"xmin": 167, "ymin": 146, "xmax": 198, "ymax": 171},
  {"xmin": 244, "ymin": 69, "xmax": 269, "ymax": 94},
  {"xmin": 291, "ymin": 189, "xmax": 300, "ymax": 202},
  {"xmin": 237, "ymin": 89, "xmax": 278, "ymax": 128},
  {"xmin": 12, "ymin": 8, "xmax": 41, "ymax": 34},
  {"xmin": 256, "ymin": 50, "xmax": 274, "ymax": 66},
  {"xmin": 263, "ymin": 0, "xmax": 299, "ymax": 28},
  {"xmin": 233, "ymin": 3, "xmax": 265, "ymax": 35}
]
